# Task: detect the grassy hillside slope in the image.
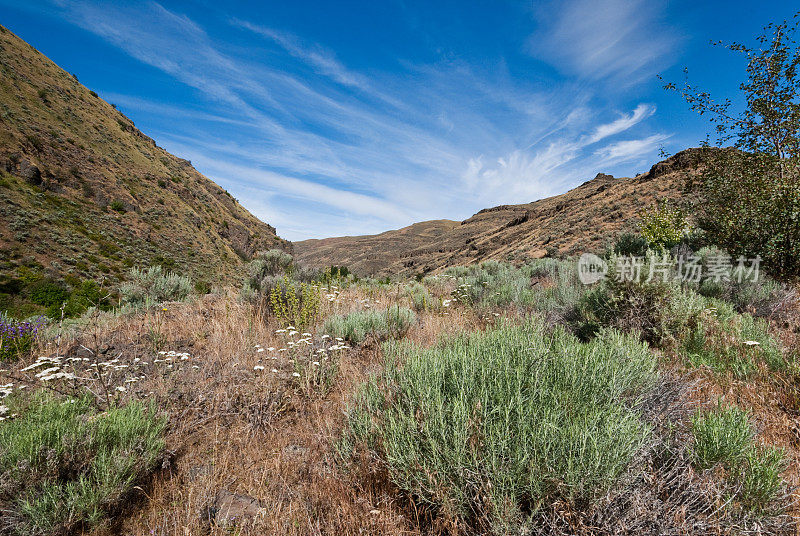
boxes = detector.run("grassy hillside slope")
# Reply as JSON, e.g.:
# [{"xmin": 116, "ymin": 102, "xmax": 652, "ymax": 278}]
[
  {"xmin": 0, "ymin": 25, "xmax": 286, "ymax": 316},
  {"xmin": 295, "ymin": 149, "xmax": 704, "ymax": 276}
]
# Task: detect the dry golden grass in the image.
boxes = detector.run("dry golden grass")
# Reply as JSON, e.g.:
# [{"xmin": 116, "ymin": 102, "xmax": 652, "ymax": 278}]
[
  {"xmin": 12, "ymin": 284, "xmax": 477, "ymax": 536},
  {"xmin": 3, "ymin": 279, "xmax": 798, "ymax": 535}
]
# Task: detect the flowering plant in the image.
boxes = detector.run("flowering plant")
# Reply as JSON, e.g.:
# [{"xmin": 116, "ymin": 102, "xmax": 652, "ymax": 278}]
[{"xmin": 0, "ymin": 315, "xmax": 44, "ymax": 361}]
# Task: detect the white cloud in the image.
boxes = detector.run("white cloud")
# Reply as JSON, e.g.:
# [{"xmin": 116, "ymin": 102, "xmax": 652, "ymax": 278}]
[
  {"xmin": 587, "ymin": 104, "xmax": 655, "ymax": 144},
  {"xmin": 232, "ymin": 19, "xmax": 372, "ymax": 92},
  {"xmin": 25, "ymin": 1, "xmax": 671, "ymax": 239},
  {"xmin": 594, "ymin": 134, "xmax": 670, "ymax": 164},
  {"xmin": 462, "ymin": 104, "xmax": 661, "ymax": 203},
  {"xmin": 528, "ymin": 0, "xmax": 679, "ymax": 83}
]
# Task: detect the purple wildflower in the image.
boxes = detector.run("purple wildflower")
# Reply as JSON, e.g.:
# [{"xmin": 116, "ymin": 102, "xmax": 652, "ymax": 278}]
[{"xmin": 0, "ymin": 316, "xmax": 45, "ymax": 361}]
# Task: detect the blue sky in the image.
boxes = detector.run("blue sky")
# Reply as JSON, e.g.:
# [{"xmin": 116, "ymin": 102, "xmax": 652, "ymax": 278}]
[{"xmin": 0, "ymin": 1, "xmax": 795, "ymax": 240}]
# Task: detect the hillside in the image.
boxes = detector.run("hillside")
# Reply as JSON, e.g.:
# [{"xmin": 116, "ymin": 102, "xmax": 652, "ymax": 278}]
[
  {"xmin": 296, "ymin": 219, "xmax": 459, "ymax": 275},
  {"xmin": 0, "ymin": 26, "xmax": 286, "ymax": 315},
  {"xmin": 294, "ymin": 149, "xmax": 704, "ymax": 276}
]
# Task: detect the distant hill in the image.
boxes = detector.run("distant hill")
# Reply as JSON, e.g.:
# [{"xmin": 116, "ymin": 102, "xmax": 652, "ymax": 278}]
[
  {"xmin": 0, "ymin": 25, "xmax": 287, "ymax": 314},
  {"xmin": 294, "ymin": 150, "xmax": 705, "ymax": 276}
]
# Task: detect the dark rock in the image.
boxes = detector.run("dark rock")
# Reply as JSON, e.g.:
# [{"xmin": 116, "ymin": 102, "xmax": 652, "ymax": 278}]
[
  {"xmin": 505, "ymin": 210, "xmax": 532, "ymax": 228},
  {"xmin": 19, "ymin": 159, "xmax": 41, "ymax": 185},
  {"xmin": 643, "ymin": 147, "xmax": 709, "ymax": 180}
]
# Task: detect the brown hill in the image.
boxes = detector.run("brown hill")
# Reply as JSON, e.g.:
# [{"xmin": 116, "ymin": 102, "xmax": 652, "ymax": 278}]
[
  {"xmin": 0, "ymin": 25, "xmax": 286, "ymax": 313},
  {"xmin": 294, "ymin": 149, "xmax": 704, "ymax": 276}
]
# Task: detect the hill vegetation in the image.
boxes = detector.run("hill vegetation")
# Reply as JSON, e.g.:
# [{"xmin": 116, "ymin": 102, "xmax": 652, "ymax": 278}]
[
  {"xmin": 0, "ymin": 25, "xmax": 287, "ymax": 318},
  {"xmin": 0, "ymin": 246, "xmax": 796, "ymax": 535}
]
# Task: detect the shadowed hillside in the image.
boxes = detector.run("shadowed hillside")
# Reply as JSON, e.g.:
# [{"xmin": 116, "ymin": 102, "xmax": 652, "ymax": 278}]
[
  {"xmin": 0, "ymin": 25, "xmax": 286, "ymax": 315},
  {"xmin": 295, "ymin": 149, "xmax": 705, "ymax": 276}
]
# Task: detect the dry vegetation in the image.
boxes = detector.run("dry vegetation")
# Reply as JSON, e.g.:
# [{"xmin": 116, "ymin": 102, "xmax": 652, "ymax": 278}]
[
  {"xmin": 2, "ymin": 14, "xmax": 800, "ymax": 536},
  {"xmin": 2, "ymin": 252, "xmax": 799, "ymax": 535},
  {"xmin": 7, "ymin": 282, "xmax": 489, "ymax": 535}
]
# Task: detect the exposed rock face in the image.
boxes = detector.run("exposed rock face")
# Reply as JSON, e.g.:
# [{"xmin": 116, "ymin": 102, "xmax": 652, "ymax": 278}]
[
  {"xmin": 18, "ymin": 159, "xmax": 41, "ymax": 185},
  {"xmin": 644, "ymin": 148, "xmax": 708, "ymax": 180}
]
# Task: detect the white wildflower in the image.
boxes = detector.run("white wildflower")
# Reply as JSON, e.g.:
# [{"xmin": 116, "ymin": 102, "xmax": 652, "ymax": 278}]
[{"xmin": 35, "ymin": 367, "xmax": 60, "ymax": 378}]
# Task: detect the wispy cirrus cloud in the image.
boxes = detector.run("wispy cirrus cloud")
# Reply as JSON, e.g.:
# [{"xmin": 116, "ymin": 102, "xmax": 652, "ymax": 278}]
[
  {"xmin": 13, "ymin": 0, "xmax": 673, "ymax": 240},
  {"xmin": 462, "ymin": 106, "xmax": 666, "ymax": 202},
  {"xmin": 231, "ymin": 19, "xmax": 372, "ymax": 93},
  {"xmin": 527, "ymin": 0, "xmax": 680, "ymax": 83},
  {"xmin": 587, "ymin": 104, "xmax": 656, "ymax": 144},
  {"xmin": 594, "ymin": 134, "xmax": 671, "ymax": 164}
]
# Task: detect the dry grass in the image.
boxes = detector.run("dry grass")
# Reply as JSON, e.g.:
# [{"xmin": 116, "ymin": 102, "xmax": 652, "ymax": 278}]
[
  {"xmin": 10, "ymin": 284, "xmax": 479, "ymax": 535},
  {"xmin": 2, "ymin": 279, "xmax": 799, "ymax": 535}
]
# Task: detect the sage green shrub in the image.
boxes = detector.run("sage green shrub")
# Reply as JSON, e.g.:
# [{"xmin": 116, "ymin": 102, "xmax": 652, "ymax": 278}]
[
  {"xmin": 324, "ymin": 306, "xmax": 416, "ymax": 344},
  {"xmin": 343, "ymin": 318, "xmax": 657, "ymax": 530},
  {"xmin": 0, "ymin": 394, "xmax": 166, "ymax": 534}
]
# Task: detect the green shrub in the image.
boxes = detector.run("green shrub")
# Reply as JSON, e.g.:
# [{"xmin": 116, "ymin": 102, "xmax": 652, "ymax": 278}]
[
  {"xmin": 691, "ymin": 405, "xmax": 753, "ymax": 470},
  {"xmin": 28, "ymin": 279, "xmax": 69, "ymax": 309},
  {"xmin": 319, "ymin": 265, "xmax": 352, "ymax": 287},
  {"xmin": 571, "ymin": 255, "xmax": 785, "ymax": 376},
  {"xmin": 119, "ymin": 266, "xmax": 192, "ymax": 307},
  {"xmin": 194, "ymin": 280, "xmax": 211, "ymax": 295},
  {"xmin": 0, "ymin": 393, "xmax": 166, "ymax": 534},
  {"xmin": 614, "ymin": 232, "xmax": 649, "ymax": 257},
  {"xmin": 402, "ymin": 281, "xmax": 439, "ymax": 312},
  {"xmin": 573, "ymin": 274, "xmax": 705, "ymax": 347},
  {"xmin": 240, "ymin": 249, "xmax": 295, "ymax": 302},
  {"xmin": 324, "ymin": 306, "xmax": 416, "ymax": 344},
  {"xmin": 691, "ymin": 404, "xmax": 786, "ymax": 513},
  {"xmin": 48, "ymin": 281, "xmax": 111, "ymax": 319},
  {"xmin": 683, "ymin": 299, "xmax": 784, "ymax": 377},
  {"xmin": 250, "ymin": 249, "xmax": 294, "ymax": 280},
  {"xmin": 442, "ymin": 259, "xmax": 585, "ymax": 315},
  {"xmin": 639, "ymin": 202, "xmax": 691, "ymax": 251},
  {"xmin": 524, "ymin": 258, "xmax": 588, "ymax": 318},
  {"xmin": 342, "ymin": 318, "xmax": 657, "ymax": 530},
  {"xmin": 693, "ymin": 248, "xmax": 794, "ymax": 318},
  {"xmin": 739, "ymin": 445, "xmax": 786, "ymax": 513},
  {"xmin": 267, "ymin": 276, "xmax": 320, "ymax": 329},
  {"xmin": 109, "ymin": 200, "xmax": 126, "ymax": 213}
]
